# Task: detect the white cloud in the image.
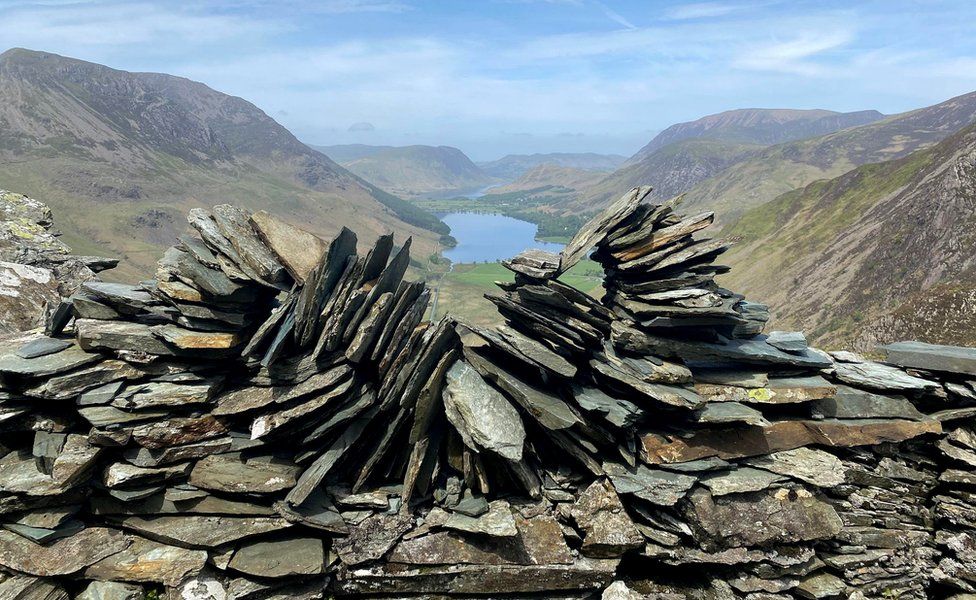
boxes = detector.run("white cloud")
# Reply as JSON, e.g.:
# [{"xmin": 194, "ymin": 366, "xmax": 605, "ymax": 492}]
[
  {"xmin": 270, "ymin": 0, "xmax": 412, "ymax": 13},
  {"xmin": 664, "ymin": 2, "xmax": 744, "ymax": 20},
  {"xmin": 593, "ymin": 1, "xmax": 636, "ymax": 29},
  {"xmin": 0, "ymin": 2, "xmax": 287, "ymax": 49},
  {"xmin": 734, "ymin": 30, "xmax": 854, "ymax": 75}
]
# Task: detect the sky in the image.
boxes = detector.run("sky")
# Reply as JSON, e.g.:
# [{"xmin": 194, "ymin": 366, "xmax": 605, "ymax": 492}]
[{"xmin": 1, "ymin": 1, "xmax": 975, "ymax": 161}]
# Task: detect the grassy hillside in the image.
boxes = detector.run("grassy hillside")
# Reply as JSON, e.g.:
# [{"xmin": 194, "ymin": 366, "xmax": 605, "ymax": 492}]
[
  {"xmin": 489, "ymin": 164, "xmax": 605, "ymax": 195},
  {"xmin": 312, "ymin": 144, "xmax": 393, "ymax": 163},
  {"xmin": 680, "ymin": 90, "xmax": 976, "ymax": 225},
  {"xmin": 722, "ymin": 123, "xmax": 976, "ymax": 349},
  {"xmin": 338, "ymin": 145, "xmax": 495, "ymax": 199},
  {"xmin": 566, "ymin": 108, "xmax": 886, "ymax": 216},
  {"xmin": 631, "ymin": 108, "xmax": 884, "ymax": 161},
  {"xmin": 570, "ymin": 138, "xmax": 761, "ymax": 210},
  {"xmin": 478, "ymin": 153, "xmax": 627, "ymax": 180}
]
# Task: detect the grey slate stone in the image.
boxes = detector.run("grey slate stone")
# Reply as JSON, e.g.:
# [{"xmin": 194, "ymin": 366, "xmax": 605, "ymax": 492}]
[
  {"xmin": 603, "ymin": 462, "xmax": 697, "ymax": 506},
  {"xmin": 559, "ymin": 185, "xmax": 650, "ymax": 273},
  {"xmin": 83, "ymin": 535, "xmax": 207, "ymax": 586},
  {"xmin": 75, "ymin": 581, "xmax": 143, "ymax": 600},
  {"xmin": 111, "ymin": 515, "xmax": 291, "ymax": 548},
  {"xmin": 444, "ymin": 500, "xmax": 518, "ymax": 537},
  {"xmin": 766, "ymin": 330, "xmax": 808, "ymax": 353},
  {"xmin": 0, "ymin": 342, "xmax": 99, "ymax": 377},
  {"xmin": 695, "ymin": 401, "xmax": 770, "ymax": 426},
  {"xmin": 700, "ymin": 467, "xmax": 785, "ymax": 496},
  {"xmin": 882, "ymin": 340, "xmax": 976, "ymax": 376},
  {"xmin": 0, "ymin": 527, "xmax": 129, "ymax": 577},
  {"xmin": 465, "ymin": 350, "xmax": 580, "ymax": 430},
  {"xmin": 811, "ymin": 385, "xmax": 926, "ymax": 421},
  {"xmin": 189, "ymin": 453, "xmax": 300, "ymax": 494},
  {"xmin": 831, "ymin": 360, "xmax": 938, "ymax": 392},
  {"xmin": 574, "ymin": 386, "xmax": 643, "ymax": 429},
  {"xmin": 443, "ymin": 360, "xmax": 525, "ymax": 461},
  {"xmin": 571, "ymin": 479, "xmax": 643, "ymax": 558},
  {"xmin": 745, "ymin": 448, "xmax": 847, "ymax": 488},
  {"xmin": 212, "ymin": 204, "xmax": 288, "ymax": 284},
  {"xmin": 229, "ymin": 536, "xmax": 325, "ymax": 578},
  {"xmin": 76, "ymin": 319, "xmax": 176, "ymax": 356},
  {"xmin": 503, "ymin": 249, "xmax": 560, "ymax": 280},
  {"xmin": 15, "ymin": 337, "xmax": 71, "ymax": 359},
  {"xmin": 80, "ymin": 282, "xmax": 156, "ymax": 312}
]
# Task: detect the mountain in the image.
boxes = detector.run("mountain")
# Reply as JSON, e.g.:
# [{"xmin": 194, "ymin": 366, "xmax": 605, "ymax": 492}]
[
  {"xmin": 478, "ymin": 153, "xmax": 627, "ymax": 180},
  {"xmin": 569, "ymin": 108, "xmax": 886, "ymax": 212},
  {"xmin": 0, "ymin": 48, "xmax": 446, "ymax": 280},
  {"xmin": 323, "ymin": 145, "xmax": 494, "ymax": 199},
  {"xmin": 722, "ymin": 122, "xmax": 976, "ymax": 350},
  {"xmin": 569, "ymin": 139, "xmax": 761, "ymax": 211},
  {"xmin": 312, "ymin": 144, "xmax": 394, "ymax": 163},
  {"xmin": 489, "ymin": 163, "xmax": 605, "ymax": 194},
  {"xmin": 629, "ymin": 108, "xmax": 885, "ymax": 163},
  {"xmin": 678, "ymin": 91, "xmax": 976, "ymax": 224}
]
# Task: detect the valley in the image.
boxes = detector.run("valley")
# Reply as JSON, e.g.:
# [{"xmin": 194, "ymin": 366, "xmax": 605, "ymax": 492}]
[{"xmin": 1, "ymin": 47, "xmax": 975, "ymax": 350}]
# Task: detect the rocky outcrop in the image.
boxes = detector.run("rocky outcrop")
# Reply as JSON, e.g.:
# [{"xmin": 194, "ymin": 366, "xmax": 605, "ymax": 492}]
[
  {"xmin": 1, "ymin": 188, "xmax": 975, "ymax": 598},
  {"xmin": 0, "ymin": 190, "xmax": 117, "ymax": 333}
]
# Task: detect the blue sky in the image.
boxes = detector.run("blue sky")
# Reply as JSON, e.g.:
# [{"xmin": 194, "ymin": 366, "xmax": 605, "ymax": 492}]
[{"xmin": 1, "ymin": 1, "xmax": 975, "ymax": 160}]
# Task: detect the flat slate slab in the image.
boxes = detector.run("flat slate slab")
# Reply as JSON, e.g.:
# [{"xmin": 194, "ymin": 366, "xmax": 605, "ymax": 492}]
[
  {"xmin": 15, "ymin": 337, "xmax": 71, "ymax": 359},
  {"xmin": 83, "ymin": 535, "xmax": 207, "ymax": 586},
  {"xmin": 0, "ymin": 527, "xmax": 130, "ymax": 577},
  {"xmin": 0, "ymin": 341, "xmax": 99, "ymax": 377},
  {"xmin": 250, "ymin": 211, "xmax": 328, "ymax": 284},
  {"xmin": 882, "ymin": 341, "xmax": 976, "ymax": 376},
  {"xmin": 228, "ymin": 536, "xmax": 325, "ymax": 578}
]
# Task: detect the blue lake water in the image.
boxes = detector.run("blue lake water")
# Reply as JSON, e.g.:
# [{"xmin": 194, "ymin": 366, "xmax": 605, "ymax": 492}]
[{"xmin": 441, "ymin": 212, "xmax": 565, "ymax": 264}]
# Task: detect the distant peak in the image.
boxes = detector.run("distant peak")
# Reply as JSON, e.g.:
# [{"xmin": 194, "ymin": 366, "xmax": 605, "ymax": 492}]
[
  {"xmin": 0, "ymin": 47, "xmax": 96, "ymax": 71},
  {"xmin": 1, "ymin": 47, "xmax": 61, "ymax": 61}
]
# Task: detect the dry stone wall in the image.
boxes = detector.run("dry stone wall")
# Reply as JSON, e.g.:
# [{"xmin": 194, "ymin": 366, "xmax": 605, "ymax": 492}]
[
  {"xmin": 0, "ymin": 190, "xmax": 117, "ymax": 334},
  {"xmin": 1, "ymin": 187, "xmax": 975, "ymax": 599}
]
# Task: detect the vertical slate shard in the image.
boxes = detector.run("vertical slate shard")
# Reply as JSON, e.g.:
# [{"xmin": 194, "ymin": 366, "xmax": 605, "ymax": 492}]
[{"xmin": 293, "ymin": 226, "xmax": 358, "ymax": 348}]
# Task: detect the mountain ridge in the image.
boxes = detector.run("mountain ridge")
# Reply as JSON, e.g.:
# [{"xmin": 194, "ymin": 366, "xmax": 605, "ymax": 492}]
[
  {"xmin": 567, "ymin": 107, "xmax": 887, "ymax": 212},
  {"xmin": 678, "ymin": 89, "xmax": 976, "ymax": 224},
  {"xmin": 630, "ymin": 108, "xmax": 886, "ymax": 163},
  {"xmin": 0, "ymin": 48, "xmax": 446, "ymax": 279},
  {"xmin": 478, "ymin": 152, "xmax": 627, "ymax": 180},
  {"xmin": 723, "ymin": 121, "xmax": 976, "ymax": 349}
]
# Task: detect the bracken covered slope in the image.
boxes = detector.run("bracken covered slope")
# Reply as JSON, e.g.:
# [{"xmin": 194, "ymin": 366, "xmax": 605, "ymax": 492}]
[
  {"xmin": 0, "ymin": 48, "xmax": 445, "ymax": 280},
  {"xmin": 723, "ymin": 122, "xmax": 976, "ymax": 350}
]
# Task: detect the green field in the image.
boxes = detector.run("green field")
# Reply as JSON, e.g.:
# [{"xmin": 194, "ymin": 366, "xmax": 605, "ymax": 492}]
[
  {"xmin": 449, "ymin": 259, "xmax": 602, "ymax": 289},
  {"xmin": 427, "ymin": 259, "xmax": 604, "ymax": 325}
]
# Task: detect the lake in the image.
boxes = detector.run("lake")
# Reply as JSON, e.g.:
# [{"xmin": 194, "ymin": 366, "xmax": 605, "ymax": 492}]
[{"xmin": 441, "ymin": 212, "xmax": 564, "ymax": 264}]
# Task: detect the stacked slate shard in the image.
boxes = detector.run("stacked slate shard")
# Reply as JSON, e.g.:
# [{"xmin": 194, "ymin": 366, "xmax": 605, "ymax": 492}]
[
  {"xmin": 1, "ymin": 191, "xmax": 976, "ymax": 599},
  {"xmin": 0, "ymin": 190, "xmax": 118, "ymax": 335}
]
